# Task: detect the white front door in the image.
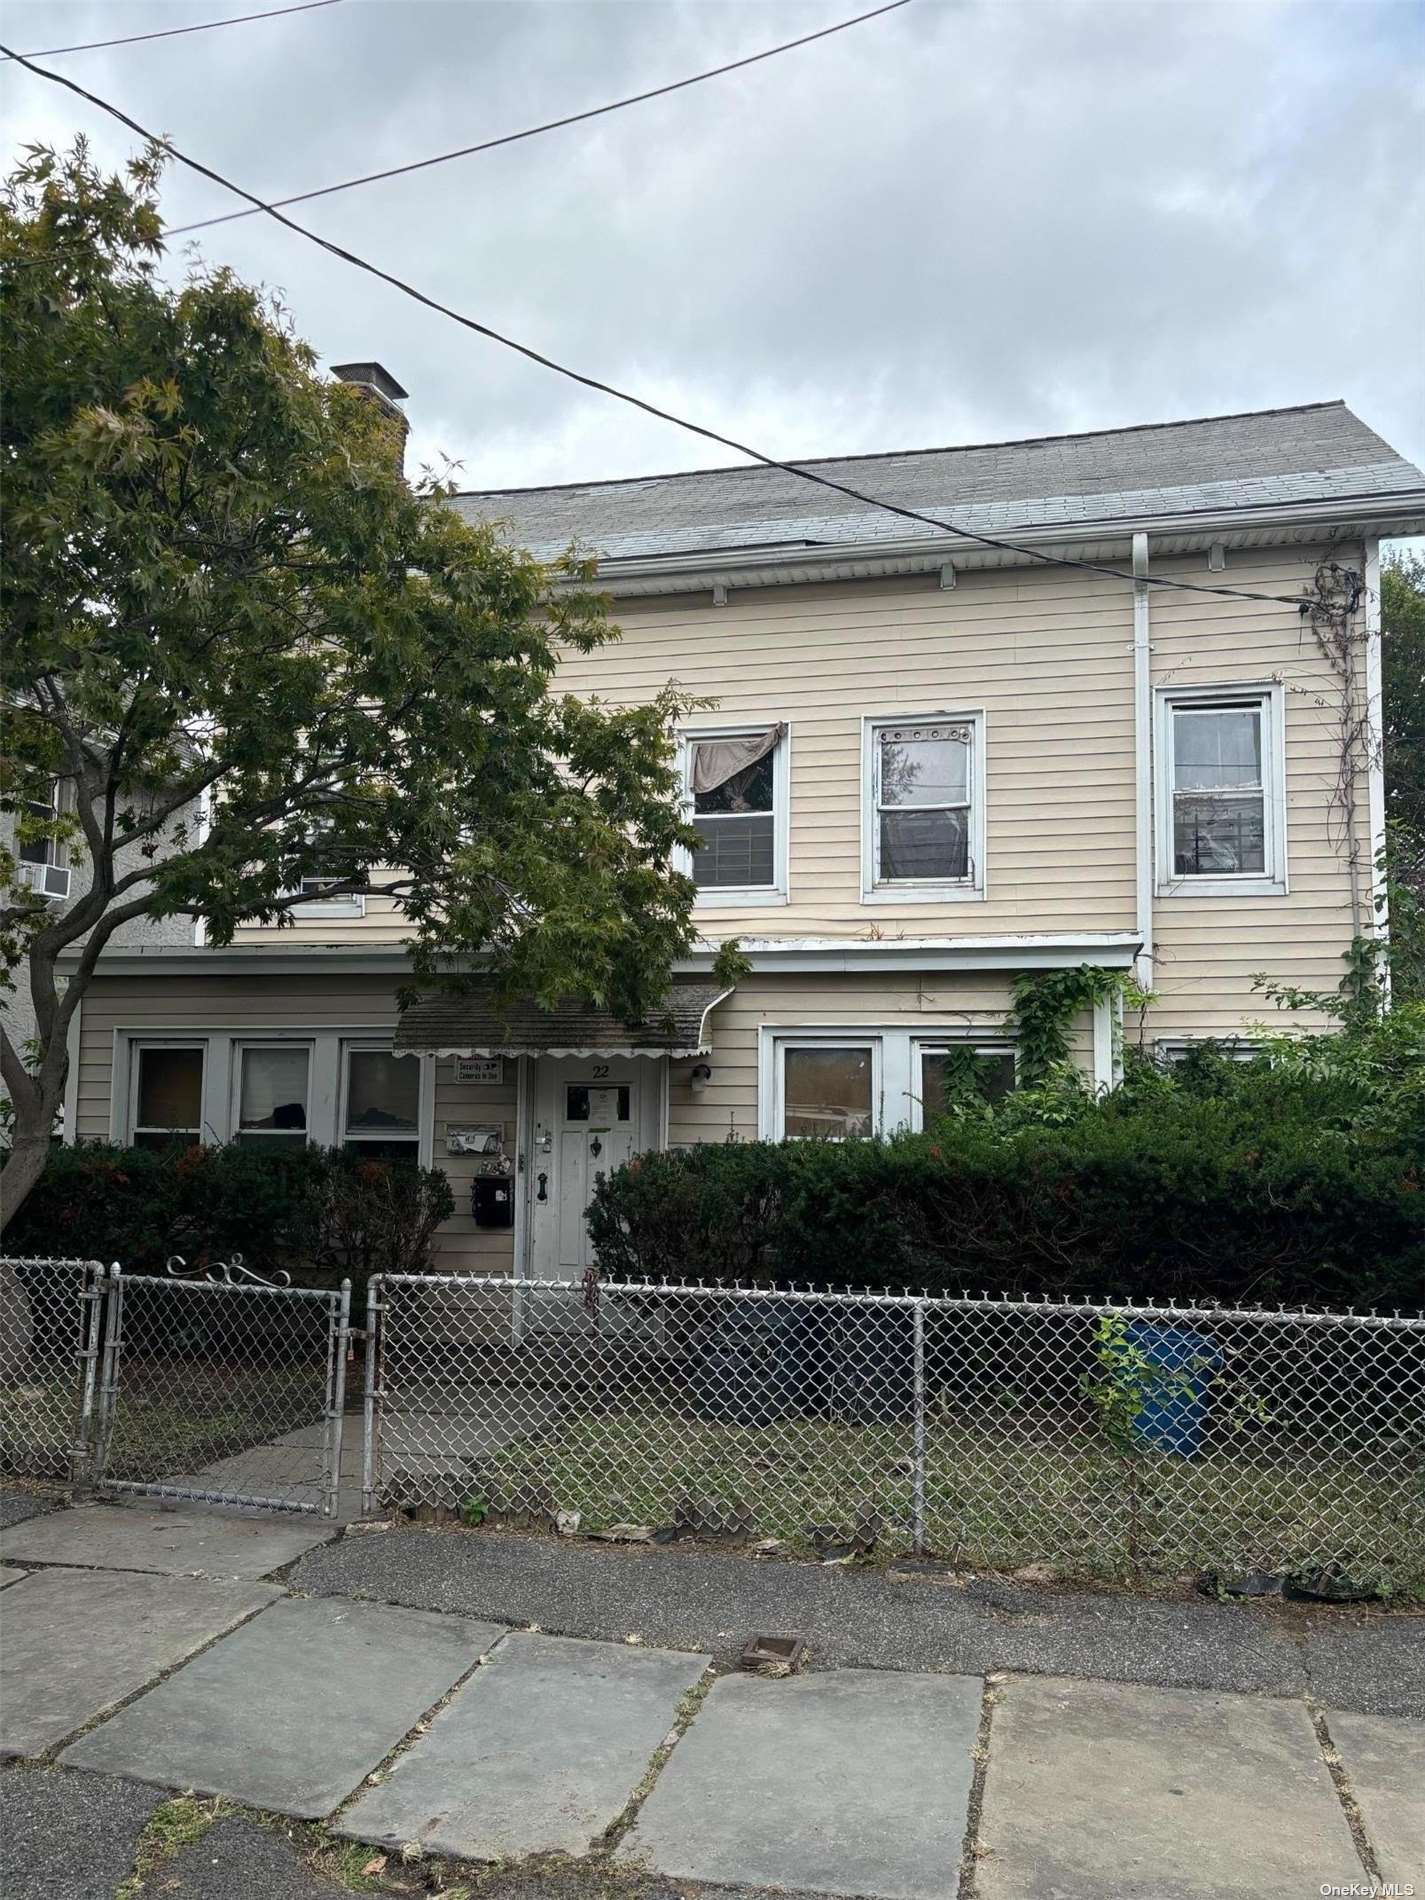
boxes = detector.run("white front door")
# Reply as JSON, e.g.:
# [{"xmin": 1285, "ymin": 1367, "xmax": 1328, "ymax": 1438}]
[{"xmin": 527, "ymin": 1057, "xmax": 662, "ymax": 1278}]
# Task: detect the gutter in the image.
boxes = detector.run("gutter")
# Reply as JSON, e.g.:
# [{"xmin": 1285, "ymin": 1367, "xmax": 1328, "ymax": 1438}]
[
  {"xmin": 575, "ymin": 495, "xmax": 1425, "ymax": 598},
  {"xmin": 71, "ymin": 930, "xmax": 1143, "ymax": 981}
]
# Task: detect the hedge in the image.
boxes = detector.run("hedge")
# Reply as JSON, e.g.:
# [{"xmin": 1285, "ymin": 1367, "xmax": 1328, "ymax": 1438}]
[
  {"xmin": 3, "ymin": 1142, "xmax": 454, "ymax": 1307},
  {"xmin": 586, "ymin": 1056, "xmax": 1425, "ymax": 1309}
]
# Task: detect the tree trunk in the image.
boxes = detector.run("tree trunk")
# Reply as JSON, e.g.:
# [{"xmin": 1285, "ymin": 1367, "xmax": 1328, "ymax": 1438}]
[{"xmin": 0, "ymin": 1132, "xmax": 52, "ymax": 1373}]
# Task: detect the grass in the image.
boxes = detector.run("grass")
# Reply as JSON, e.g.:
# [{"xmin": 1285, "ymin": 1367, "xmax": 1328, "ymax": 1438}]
[
  {"xmin": 116, "ymin": 1795, "xmax": 223, "ymax": 1898},
  {"xmin": 461, "ymin": 1401, "xmax": 1425, "ymax": 1598}
]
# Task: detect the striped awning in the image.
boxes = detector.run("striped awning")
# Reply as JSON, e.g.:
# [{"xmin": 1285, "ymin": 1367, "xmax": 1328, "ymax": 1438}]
[{"xmin": 394, "ymin": 983, "xmax": 733, "ymax": 1060}]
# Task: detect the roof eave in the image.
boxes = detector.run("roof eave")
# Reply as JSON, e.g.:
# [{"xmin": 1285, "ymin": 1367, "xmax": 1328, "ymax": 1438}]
[{"xmin": 576, "ymin": 494, "xmax": 1425, "ymax": 597}]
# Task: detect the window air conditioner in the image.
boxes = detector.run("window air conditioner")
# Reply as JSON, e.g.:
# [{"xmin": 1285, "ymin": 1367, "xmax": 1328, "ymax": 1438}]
[{"xmin": 15, "ymin": 861, "xmax": 72, "ymax": 900}]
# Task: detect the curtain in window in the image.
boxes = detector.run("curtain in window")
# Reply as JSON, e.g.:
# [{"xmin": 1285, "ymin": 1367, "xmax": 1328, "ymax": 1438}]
[{"xmin": 690, "ymin": 725, "xmax": 784, "ymax": 795}]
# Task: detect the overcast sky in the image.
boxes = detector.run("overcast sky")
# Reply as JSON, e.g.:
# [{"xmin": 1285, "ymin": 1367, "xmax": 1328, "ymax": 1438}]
[{"xmin": 4, "ymin": 0, "xmax": 1423, "ymax": 499}]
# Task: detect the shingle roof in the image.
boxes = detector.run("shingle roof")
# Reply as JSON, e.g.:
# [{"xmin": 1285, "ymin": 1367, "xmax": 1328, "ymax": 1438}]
[
  {"xmin": 447, "ymin": 402, "xmax": 1424, "ymax": 563},
  {"xmin": 395, "ymin": 983, "xmax": 732, "ymax": 1058}
]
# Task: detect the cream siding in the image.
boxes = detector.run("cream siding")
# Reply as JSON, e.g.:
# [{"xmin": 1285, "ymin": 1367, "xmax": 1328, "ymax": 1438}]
[
  {"xmin": 176, "ymin": 542, "xmax": 1376, "ymax": 1055},
  {"xmin": 75, "ymin": 968, "xmax": 1097, "ymax": 1275},
  {"xmin": 1145, "ymin": 544, "xmax": 1371, "ymax": 1041}
]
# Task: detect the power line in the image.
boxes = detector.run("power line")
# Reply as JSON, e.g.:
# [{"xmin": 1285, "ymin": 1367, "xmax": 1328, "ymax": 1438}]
[
  {"xmin": 2, "ymin": 41, "xmax": 1347, "ymax": 615},
  {"xmin": 2, "ymin": 0, "xmax": 345, "ymax": 63},
  {"xmin": 164, "ymin": 0, "xmax": 916, "ymax": 238}
]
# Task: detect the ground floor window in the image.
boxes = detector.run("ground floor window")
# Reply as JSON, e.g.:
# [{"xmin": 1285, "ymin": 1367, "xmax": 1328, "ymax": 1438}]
[
  {"xmin": 115, "ymin": 1029, "xmax": 426, "ymax": 1157},
  {"xmin": 761, "ymin": 1028, "xmax": 1018, "ymax": 1140},
  {"xmin": 343, "ymin": 1046, "xmax": 420, "ymax": 1159},
  {"xmin": 235, "ymin": 1043, "xmax": 310, "ymax": 1148},
  {"xmin": 130, "ymin": 1044, "xmax": 205, "ymax": 1149}
]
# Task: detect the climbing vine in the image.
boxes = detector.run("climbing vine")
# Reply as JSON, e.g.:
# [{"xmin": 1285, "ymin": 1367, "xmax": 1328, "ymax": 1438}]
[{"xmin": 1008, "ymin": 966, "xmax": 1129, "ymax": 1084}]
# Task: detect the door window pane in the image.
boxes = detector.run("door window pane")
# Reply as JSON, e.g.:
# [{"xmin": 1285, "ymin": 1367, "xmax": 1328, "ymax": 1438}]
[
  {"xmin": 134, "ymin": 1047, "xmax": 203, "ymax": 1149},
  {"xmin": 565, "ymin": 1084, "xmax": 631, "ymax": 1123},
  {"xmin": 691, "ymin": 746, "xmax": 777, "ymax": 890},
  {"xmin": 921, "ymin": 1048, "xmax": 1016, "ymax": 1120},
  {"xmin": 344, "ymin": 1049, "xmax": 419, "ymax": 1149},
  {"xmin": 1171, "ymin": 705, "xmax": 1267, "ymax": 876},
  {"xmin": 237, "ymin": 1046, "xmax": 309, "ymax": 1148},
  {"xmin": 783, "ymin": 1047, "xmax": 873, "ymax": 1139}
]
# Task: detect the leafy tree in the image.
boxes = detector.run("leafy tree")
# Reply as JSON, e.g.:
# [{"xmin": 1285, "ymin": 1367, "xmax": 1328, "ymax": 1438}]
[{"xmin": 1, "ymin": 142, "xmax": 706, "ymax": 1225}]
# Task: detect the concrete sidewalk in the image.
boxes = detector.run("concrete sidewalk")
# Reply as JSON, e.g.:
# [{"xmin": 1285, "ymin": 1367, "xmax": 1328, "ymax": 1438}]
[{"xmin": 1, "ymin": 1496, "xmax": 1421, "ymax": 1898}]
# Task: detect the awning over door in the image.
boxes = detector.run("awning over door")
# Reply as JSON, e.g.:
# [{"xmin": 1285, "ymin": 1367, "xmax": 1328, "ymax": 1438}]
[{"xmin": 393, "ymin": 983, "xmax": 734, "ymax": 1060}]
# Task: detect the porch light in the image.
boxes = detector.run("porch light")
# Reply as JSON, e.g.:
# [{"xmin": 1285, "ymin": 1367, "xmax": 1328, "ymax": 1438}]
[{"xmin": 689, "ymin": 1063, "xmax": 713, "ymax": 1093}]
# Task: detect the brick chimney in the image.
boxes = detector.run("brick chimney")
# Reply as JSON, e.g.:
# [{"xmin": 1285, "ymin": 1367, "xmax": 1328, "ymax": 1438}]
[{"xmin": 332, "ymin": 361, "xmax": 409, "ymax": 474}]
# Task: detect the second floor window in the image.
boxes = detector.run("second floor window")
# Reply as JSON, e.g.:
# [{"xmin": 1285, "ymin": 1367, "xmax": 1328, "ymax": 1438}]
[
  {"xmin": 685, "ymin": 724, "xmax": 788, "ymax": 903},
  {"xmin": 1156, "ymin": 685, "xmax": 1286, "ymax": 895},
  {"xmin": 863, "ymin": 713, "xmax": 985, "ymax": 899}
]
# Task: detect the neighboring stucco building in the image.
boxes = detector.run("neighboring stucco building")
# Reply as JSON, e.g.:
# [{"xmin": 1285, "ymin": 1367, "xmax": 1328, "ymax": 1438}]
[{"xmin": 61, "ymin": 397, "xmax": 1425, "ymax": 1272}]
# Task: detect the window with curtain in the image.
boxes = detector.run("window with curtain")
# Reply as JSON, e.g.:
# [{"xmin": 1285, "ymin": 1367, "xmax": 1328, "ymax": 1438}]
[
  {"xmin": 1171, "ymin": 701, "xmax": 1266, "ymax": 877},
  {"xmin": 872, "ymin": 720, "xmax": 974, "ymax": 884},
  {"xmin": 688, "ymin": 727, "xmax": 783, "ymax": 891},
  {"xmin": 236, "ymin": 1045, "xmax": 310, "ymax": 1149}
]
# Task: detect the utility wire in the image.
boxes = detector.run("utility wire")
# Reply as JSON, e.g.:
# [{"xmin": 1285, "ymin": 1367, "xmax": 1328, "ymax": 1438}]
[
  {"xmin": 3, "ymin": 41, "xmax": 1354, "ymax": 615},
  {"xmin": 164, "ymin": 0, "xmax": 915, "ymax": 238},
  {"xmin": 2, "ymin": 0, "xmax": 345, "ymax": 62}
]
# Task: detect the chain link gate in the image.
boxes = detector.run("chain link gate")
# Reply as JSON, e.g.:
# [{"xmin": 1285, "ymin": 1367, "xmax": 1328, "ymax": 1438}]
[
  {"xmin": 95, "ymin": 1269, "xmax": 352, "ymax": 1517},
  {"xmin": 0, "ymin": 1257, "xmax": 107, "ymax": 1488}
]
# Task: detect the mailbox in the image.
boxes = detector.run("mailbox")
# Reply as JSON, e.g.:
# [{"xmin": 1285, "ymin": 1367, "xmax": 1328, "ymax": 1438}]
[{"xmin": 471, "ymin": 1175, "xmax": 515, "ymax": 1229}]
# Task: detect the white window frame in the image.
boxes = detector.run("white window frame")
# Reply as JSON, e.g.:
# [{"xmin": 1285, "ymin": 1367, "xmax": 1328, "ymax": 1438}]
[
  {"xmin": 910, "ymin": 1039, "xmax": 1018, "ymax": 1129},
  {"xmin": 290, "ymin": 879, "xmax": 367, "ymax": 921},
  {"xmin": 127, "ymin": 1039, "xmax": 208, "ymax": 1146},
  {"xmin": 679, "ymin": 721, "xmax": 790, "ymax": 909},
  {"xmin": 758, "ymin": 1025, "xmax": 1019, "ymax": 1140},
  {"xmin": 340, "ymin": 1039, "xmax": 422, "ymax": 1152},
  {"xmin": 1155, "ymin": 1036, "xmax": 1260, "ymax": 1064},
  {"xmin": 231, "ymin": 1039, "xmax": 315, "ymax": 1147},
  {"xmin": 1154, "ymin": 682, "xmax": 1287, "ymax": 898},
  {"xmin": 113, "ymin": 1027, "xmax": 431, "ymax": 1157},
  {"xmin": 860, "ymin": 712, "xmax": 986, "ymax": 903},
  {"xmin": 767, "ymin": 1033, "xmax": 881, "ymax": 1142}
]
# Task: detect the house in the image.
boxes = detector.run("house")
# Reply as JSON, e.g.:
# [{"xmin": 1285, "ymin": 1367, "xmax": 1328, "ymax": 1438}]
[{"xmin": 60, "ymin": 394, "xmax": 1425, "ymax": 1275}]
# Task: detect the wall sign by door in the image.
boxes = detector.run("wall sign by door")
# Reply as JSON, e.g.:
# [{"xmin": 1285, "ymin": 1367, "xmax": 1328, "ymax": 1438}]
[{"xmin": 455, "ymin": 1056, "xmax": 504, "ymax": 1085}]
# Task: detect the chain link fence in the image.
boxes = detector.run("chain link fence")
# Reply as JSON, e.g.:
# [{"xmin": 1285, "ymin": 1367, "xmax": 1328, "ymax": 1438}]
[
  {"xmin": 0, "ymin": 1256, "xmax": 106, "ymax": 1486},
  {"xmin": 96, "ymin": 1271, "xmax": 351, "ymax": 1516},
  {"xmin": 366, "ymin": 1275, "xmax": 1425, "ymax": 1595}
]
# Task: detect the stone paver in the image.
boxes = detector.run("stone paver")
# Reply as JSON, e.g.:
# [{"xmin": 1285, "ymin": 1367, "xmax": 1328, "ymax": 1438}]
[
  {"xmin": 974, "ymin": 1675, "xmax": 1362, "ymax": 1899},
  {"xmin": 0, "ymin": 1501, "xmax": 338, "ymax": 1577},
  {"xmin": 0, "ymin": 1568, "xmax": 279, "ymax": 1757},
  {"xmin": 0, "ymin": 1762, "xmax": 164, "ymax": 1900},
  {"xmin": 1328, "ymin": 1709, "xmax": 1425, "ymax": 1885},
  {"xmin": 341, "ymin": 1631, "xmax": 708, "ymax": 1860},
  {"xmin": 0, "ymin": 1563, "xmax": 28, "ymax": 1587},
  {"xmin": 63, "ymin": 1593, "xmax": 503, "ymax": 1817},
  {"xmin": 623, "ymin": 1667, "xmax": 980, "ymax": 1900}
]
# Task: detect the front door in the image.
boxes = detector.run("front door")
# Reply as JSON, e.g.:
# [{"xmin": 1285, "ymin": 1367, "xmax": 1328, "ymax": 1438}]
[{"xmin": 527, "ymin": 1058, "xmax": 660, "ymax": 1278}]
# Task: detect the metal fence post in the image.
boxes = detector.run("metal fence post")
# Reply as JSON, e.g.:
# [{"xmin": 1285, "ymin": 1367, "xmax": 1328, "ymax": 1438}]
[
  {"xmin": 361, "ymin": 1275, "xmax": 382, "ymax": 1520},
  {"xmin": 911, "ymin": 1298, "xmax": 927, "ymax": 1557},
  {"xmin": 321, "ymin": 1279, "xmax": 352, "ymax": 1519},
  {"xmin": 93, "ymin": 1264, "xmax": 123, "ymax": 1486},
  {"xmin": 69, "ymin": 1261, "xmax": 106, "ymax": 1492}
]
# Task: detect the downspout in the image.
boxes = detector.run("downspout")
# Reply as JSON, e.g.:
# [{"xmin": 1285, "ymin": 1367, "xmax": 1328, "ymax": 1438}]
[
  {"xmin": 1132, "ymin": 532, "xmax": 1153, "ymax": 991},
  {"xmin": 1362, "ymin": 535, "xmax": 1390, "ymax": 998}
]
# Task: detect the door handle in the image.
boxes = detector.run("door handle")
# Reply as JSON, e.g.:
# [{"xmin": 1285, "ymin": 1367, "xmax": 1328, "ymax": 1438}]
[
  {"xmin": 536, "ymin": 1172, "xmax": 548, "ymax": 1203},
  {"xmin": 590, "ymin": 1136, "xmax": 602, "ymax": 1159}
]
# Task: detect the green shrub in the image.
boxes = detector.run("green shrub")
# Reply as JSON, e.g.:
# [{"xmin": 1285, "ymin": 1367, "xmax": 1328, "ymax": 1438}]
[
  {"xmin": 4, "ymin": 1142, "xmax": 453, "ymax": 1299},
  {"xmin": 588, "ymin": 1015, "xmax": 1425, "ymax": 1310}
]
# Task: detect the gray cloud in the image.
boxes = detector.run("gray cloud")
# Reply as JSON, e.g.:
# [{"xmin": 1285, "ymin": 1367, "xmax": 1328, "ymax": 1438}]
[{"xmin": 4, "ymin": 0, "xmax": 1422, "ymax": 495}]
